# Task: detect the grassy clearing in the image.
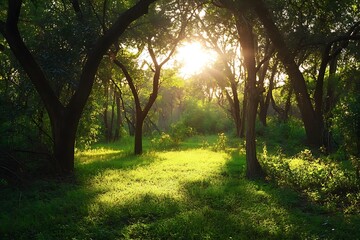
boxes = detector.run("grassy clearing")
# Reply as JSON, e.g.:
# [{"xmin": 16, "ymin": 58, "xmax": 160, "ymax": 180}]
[{"xmin": 1, "ymin": 136, "xmax": 359, "ymax": 239}]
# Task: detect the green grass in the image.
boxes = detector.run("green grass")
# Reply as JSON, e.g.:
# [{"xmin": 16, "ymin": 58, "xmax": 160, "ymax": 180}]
[{"xmin": 1, "ymin": 136, "xmax": 359, "ymax": 239}]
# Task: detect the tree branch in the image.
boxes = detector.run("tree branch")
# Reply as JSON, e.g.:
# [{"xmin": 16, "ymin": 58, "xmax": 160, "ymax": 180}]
[
  {"xmin": 255, "ymin": 45, "xmax": 275, "ymax": 73},
  {"xmin": 113, "ymin": 59, "xmax": 142, "ymax": 113},
  {"xmin": 2, "ymin": 0, "xmax": 63, "ymax": 116},
  {"xmin": 68, "ymin": 0, "xmax": 156, "ymax": 116},
  {"xmin": 71, "ymin": 0, "xmax": 82, "ymax": 17},
  {"xmin": 147, "ymin": 37, "xmax": 159, "ymax": 68},
  {"xmin": 0, "ymin": 20, "xmax": 5, "ymax": 34}
]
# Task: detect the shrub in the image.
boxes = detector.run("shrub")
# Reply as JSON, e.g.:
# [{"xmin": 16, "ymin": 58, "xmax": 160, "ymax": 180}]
[
  {"xmin": 331, "ymin": 69, "xmax": 360, "ymax": 180},
  {"xmin": 169, "ymin": 122, "xmax": 195, "ymax": 143},
  {"xmin": 180, "ymin": 101, "xmax": 232, "ymax": 134},
  {"xmin": 260, "ymin": 145, "xmax": 360, "ymax": 213},
  {"xmin": 151, "ymin": 132, "xmax": 178, "ymax": 150},
  {"xmin": 212, "ymin": 133, "xmax": 228, "ymax": 152}
]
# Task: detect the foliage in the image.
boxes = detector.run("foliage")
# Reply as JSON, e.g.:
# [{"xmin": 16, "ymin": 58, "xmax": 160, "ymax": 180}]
[
  {"xmin": 181, "ymin": 100, "xmax": 232, "ymax": 134},
  {"xmin": 151, "ymin": 123, "xmax": 195, "ymax": 150},
  {"xmin": 331, "ymin": 67, "xmax": 360, "ymax": 177},
  {"xmin": 258, "ymin": 117, "xmax": 306, "ymax": 155},
  {"xmin": 212, "ymin": 133, "xmax": 228, "ymax": 152},
  {"xmin": 169, "ymin": 122, "xmax": 195, "ymax": 142},
  {"xmin": 73, "ymin": 78, "xmax": 109, "ymax": 150},
  {"xmin": 260, "ymin": 146, "xmax": 360, "ymax": 214},
  {"xmin": 151, "ymin": 132, "xmax": 178, "ymax": 150}
]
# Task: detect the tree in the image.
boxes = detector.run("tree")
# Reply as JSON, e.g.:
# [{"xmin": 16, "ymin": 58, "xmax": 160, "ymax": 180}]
[
  {"xmin": 112, "ymin": 0, "xmax": 192, "ymax": 154},
  {"xmin": 196, "ymin": 10, "xmax": 246, "ymax": 137},
  {"xmin": 212, "ymin": 0, "xmax": 267, "ymax": 179},
  {"xmin": 250, "ymin": 0, "xmax": 322, "ymax": 147},
  {"xmin": 0, "ymin": 0, "xmax": 156, "ymax": 175},
  {"xmin": 251, "ymin": 0, "xmax": 360, "ymax": 148}
]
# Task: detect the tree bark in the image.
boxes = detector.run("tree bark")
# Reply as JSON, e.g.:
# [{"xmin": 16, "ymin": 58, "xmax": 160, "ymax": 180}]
[
  {"xmin": 231, "ymin": 82, "xmax": 242, "ymax": 137},
  {"xmin": 252, "ymin": 0, "xmax": 322, "ymax": 146},
  {"xmin": 113, "ymin": 90, "xmax": 122, "ymax": 141},
  {"xmin": 109, "ymin": 85, "xmax": 116, "ymax": 141},
  {"xmin": 235, "ymin": 12, "xmax": 264, "ymax": 179},
  {"xmin": 52, "ymin": 111, "xmax": 78, "ymax": 174},
  {"xmin": 134, "ymin": 113, "xmax": 144, "ymax": 154},
  {"xmin": 257, "ymin": 57, "xmax": 273, "ymax": 127},
  {"xmin": 240, "ymin": 85, "xmax": 246, "ymax": 138},
  {"xmin": 103, "ymin": 80, "xmax": 110, "ymax": 142},
  {"xmin": 0, "ymin": 0, "xmax": 156, "ymax": 174}
]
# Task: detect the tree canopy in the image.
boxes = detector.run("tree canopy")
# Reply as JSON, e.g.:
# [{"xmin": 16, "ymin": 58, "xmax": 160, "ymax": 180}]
[{"xmin": 0, "ymin": 0, "xmax": 359, "ymax": 180}]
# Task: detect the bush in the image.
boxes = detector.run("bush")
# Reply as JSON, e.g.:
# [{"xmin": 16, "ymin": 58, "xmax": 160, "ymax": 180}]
[
  {"xmin": 212, "ymin": 133, "xmax": 228, "ymax": 152},
  {"xmin": 260, "ymin": 146, "xmax": 360, "ymax": 213},
  {"xmin": 169, "ymin": 122, "xmax": 195, "ymax": 143},
  {"xmin": 332, "ymin": 88, "xmax": 360, "ymax": 179},
  {"xmin": 151, "ymin": 132, "xmax": 178, "ymax": 150},
  {"xmin": 181, "ymin": 101, "xmax": 232, "ymax": 134},
  {"xmin": 260, "ymin": 117, "xmax": 306, "ymax": 155}
]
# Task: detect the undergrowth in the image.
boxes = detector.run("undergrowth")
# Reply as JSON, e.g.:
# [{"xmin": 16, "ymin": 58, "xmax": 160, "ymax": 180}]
[
  {"xmin": 1, "ymin": 128, "xmax": 359, "ymax": 239},
  {"xmin": 258, "ymin": 117, "xmax": 360, "ymax": 214},
  {"xmin": 260, "ymin": 146, "xmax": 360, "ymax": 214}
]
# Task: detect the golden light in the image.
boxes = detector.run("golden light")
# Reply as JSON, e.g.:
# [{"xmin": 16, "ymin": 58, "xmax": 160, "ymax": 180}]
[{"xmin": 176, "ymin": 42, "xmax": 216, "ymax": 78}]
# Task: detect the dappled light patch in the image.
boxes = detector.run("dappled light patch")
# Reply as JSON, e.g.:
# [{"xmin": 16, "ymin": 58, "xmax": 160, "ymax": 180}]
[
  {"xmin": 75, "ymin": 148, "xmax": 125, "ymax": 166},
  {"xmin": 76, "ymin": 148, "xmax": 123, "ymax": 157},
  {"xmin": 1, "ymin": 138, "xmax": 359, "ymax": 239},
  {"xmin": 260, "ymin": 145, "xmax": 360, "ymax": 214},
  {"xmin": 86, "ymin": 149, "xmax": 227, "ymax": 205}
]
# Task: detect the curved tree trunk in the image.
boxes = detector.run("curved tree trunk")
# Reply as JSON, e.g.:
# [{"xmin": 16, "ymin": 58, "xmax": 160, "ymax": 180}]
[
  {"xmin": 1, "ymin": 0, "xmax": 157, "ymax": 175},
  {"xmin": 235, "ymin": 13, "xmax": 264, "ymax": 179},
  {"xmin": 252, "ymin": 0, "xmax": 322, "ymax": 146}
]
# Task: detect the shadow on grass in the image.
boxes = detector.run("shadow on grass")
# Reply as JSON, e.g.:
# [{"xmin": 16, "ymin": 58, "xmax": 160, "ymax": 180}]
[
  {"xmin": 75, "ymin": 150, "xmax": 157, "ymax": 183},
  {"xmin": 1, "ymin": 147, "xmax": 359, "ymax": 240},
  {"xmin": 0, "ymin": 150, "xmax": 158, "ymax": 240},
  {"xmin": 84, "ymin": 150, "xmax": 359, "ymax": 239},
  {"xmin": 111, "ymin": 151, "xmax": 359, "ymax": 240},
  {"xmin": 176, "ymin": 152, "xmax": 360, "ymax": 240}
]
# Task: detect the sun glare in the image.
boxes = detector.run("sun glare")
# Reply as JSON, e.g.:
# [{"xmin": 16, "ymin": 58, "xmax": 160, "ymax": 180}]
[{"xmin": 176, "ymin": 42, "xmax": 216, "ymax": 78}]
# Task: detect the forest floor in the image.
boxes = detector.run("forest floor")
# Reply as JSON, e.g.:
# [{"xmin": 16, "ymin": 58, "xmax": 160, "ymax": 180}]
[{"xmin": 0, "ymin": 136, "xmax": 359, "ymax": 239}]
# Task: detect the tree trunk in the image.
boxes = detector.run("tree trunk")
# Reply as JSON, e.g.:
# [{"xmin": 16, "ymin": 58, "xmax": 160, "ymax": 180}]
[
  {"xmin": 231, "ymin": 82, "xmax": 242, "ymax": 137},
  {"xmin": 134, "ymin": 113, "xmax": 144, "ymax": 155},
  {"xmin": 252, "ymin": 0, "xmax": 322, "ymax": 146},
  {"xmin": 235, "ymin": 12, "xmax": 264, "ymax": 179},
  {"xmin": 109, "ymin": 86, "xmax": 116, "ymax": 141},
  {"xmin": 258, "ymin": 61, "xmax": 276, "ymax": 126},
  {"xmin": 246, "ymin": 88, "xmax": 264, "ymax": 179},
  {"xmin": 113, "ymin": 91, "xmax": 122, "ymax": 141},
  {"xmin": 240, "ymin": 84, "xmax": 247, "ymax": 138},
  {"xmin": 103, "ymin": 81, "xmax": 110, "ymax": 142},
  {"xmin": 258, "ymin": 99, "xmax": 267, "ymax": 126},
  {"xmin": 1, "ymin": 0, "xmax": 156, "ymax": 176},
  {"xmin": 51, "ymin": 111, "xmax": 79, "ymax": 174}
]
